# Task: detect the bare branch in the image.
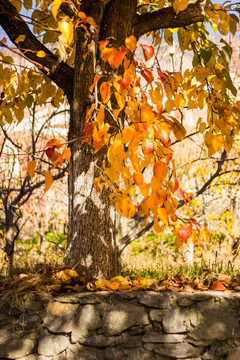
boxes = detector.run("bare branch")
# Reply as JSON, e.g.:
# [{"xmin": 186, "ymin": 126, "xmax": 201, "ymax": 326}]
[{"xmin": 134, "ymin": 0, "xmax": 206, "ymax": 38}]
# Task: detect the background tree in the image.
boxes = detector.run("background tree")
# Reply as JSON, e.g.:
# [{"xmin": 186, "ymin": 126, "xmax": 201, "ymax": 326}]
[
  {"xmin": 0, "ymin": 98, "xmax": 69, "ymax": 271},
  {"xmin": 0, "ymin": 0, "xmax": 239, "ymax": 279}
]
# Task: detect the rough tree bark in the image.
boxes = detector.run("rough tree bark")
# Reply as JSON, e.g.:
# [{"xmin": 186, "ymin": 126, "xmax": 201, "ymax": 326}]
[{"xmin": 0, "ymin": 0, "xmax": 205, "ymax": 279}]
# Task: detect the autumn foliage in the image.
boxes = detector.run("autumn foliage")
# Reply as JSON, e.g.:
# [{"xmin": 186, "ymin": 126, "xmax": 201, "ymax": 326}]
[{"xmin": 0, "ymin": 0, "xmax": 239, "ymax": 275}]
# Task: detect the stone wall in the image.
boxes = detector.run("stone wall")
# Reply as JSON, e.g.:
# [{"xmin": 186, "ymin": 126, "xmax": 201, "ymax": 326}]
[{"xmin": 1, "ymin": 291, "xmax": 240, "ymax": 360}]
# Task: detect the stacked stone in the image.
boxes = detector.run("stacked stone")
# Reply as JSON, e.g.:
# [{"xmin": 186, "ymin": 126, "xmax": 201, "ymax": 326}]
[{"xmin": 0, "ymin": 291, "xmax": 240, "ymax": 359}]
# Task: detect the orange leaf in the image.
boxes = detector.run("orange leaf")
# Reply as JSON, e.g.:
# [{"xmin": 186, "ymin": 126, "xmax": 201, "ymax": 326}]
[
  {"xmin": 100, "ymin": 82, "xmax": 110, "ymax": 103},
  {"xmin": 89, "ymin": 75, "xmax": 100, "ymax": 93},
  {"xmin": 140, "ymin": 44, "xmax": 154, "ymax": 61},
  {"xmin": 45, "ymin": 139, "xmax": 62, "ymax": 149},
  {"xmin": 62, "ymin": 148, "xmax": 71, "ymax": 163},
  {"xmin": 113, "ymin": 51, "xmax": 126, "ymax": 69},
  {"xmin": 153, "ymin": 162, "xmax": 168, "ymax": 181},
  {"xmin": 27, "ymin": 160, "xmax": 36, "ymax": 179},
  {"xmin": 211, "ymin": 281, "xmax": 226, "ymax": 291},
  {"xmin": 53, "ymin": 153, "xmax": 64, "ymax": 167},
  {"xmin": 44, "ymin": 171, "xmax": 53, "ymax": 192},
  {"xmin": 140, "ymin": 183, "xmax": 150, "ymax": 197},
  {"xmin": 142, "ymin": 138, "xmax": 154, "ymax": 155},
  {"xmin": 141, "ymin": 106, "xmax": 155, "ymax": 123},
  {"xmin": 125, "ymin": 35, "xmax": 137, "ymax": 52},
  {"xmin": 153, "ymin": 122, "xmax": 171, "ymax": 142},
  {"xmin": 179, "ymin": 224, "xmax": 193, "ymax": 243},
  {"xmin": 133, "ymin": 171, "xmax": 143, "ymax": 186},
  {"xmin": 171, "ymin": 214, "xmax": 178, "ymax": 222}
]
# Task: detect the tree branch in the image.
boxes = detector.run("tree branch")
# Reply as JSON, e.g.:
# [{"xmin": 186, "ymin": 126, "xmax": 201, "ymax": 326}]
[
  {"xmin": 0, "ymin": 0, "xmax": 74, "ymax": 102},
  {"xmin": 135, "ymin": 0, "xmax": 206, "ymax": 38}
]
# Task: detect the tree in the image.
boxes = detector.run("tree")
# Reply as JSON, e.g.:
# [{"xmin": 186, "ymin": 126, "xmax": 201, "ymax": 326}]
[
  {"xmin": 0, "ymin": 101, "xmax": 68, "ymax": 270},
  {"xmin": 0, "ymin": 0, "xmax": 239, "ymax": 279}
]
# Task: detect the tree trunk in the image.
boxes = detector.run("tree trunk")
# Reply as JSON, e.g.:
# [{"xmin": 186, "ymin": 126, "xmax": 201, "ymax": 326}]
[
  {"xmin": 4, "ymin": 208, "xmax": 15, "ymax": 275},
  {"xmin": 65, "ymin": 0, "xmax": 137, "ymax": 279}
]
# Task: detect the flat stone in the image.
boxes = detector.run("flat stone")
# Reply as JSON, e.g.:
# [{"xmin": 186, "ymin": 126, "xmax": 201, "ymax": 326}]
[
  {"xmin": 78, "ymin": 334, "xmax": 118, "ymax": 347},
  {"xmin": 102, "ymin": 303, "xmax": 149, "ymax": 335},
  {"xmin": 162, "ymin": 307, "xmax": 190, "ymax": 333},
  {"xmin": 15, "ymin": 313, "xmax": 40, "ymax": 330},
  {"xmin": 19, "ymin": 355, "xmax": 37, "ymax": 360},
  {"xmin": 154, "ymin": 343, "xmax": 204, "ymax": 358},
  {"xmin": 118, "ymin": 333, "xmax": 143, "ymax": 347},
  {"xmin": 42, "ymin": 302, "xmax": 78, "ymax": 333},
  {"xmin": 143, "ymin": 333, "xmax": 186, "ymax": 343},
  {"xmin": 227, "ymin": 347, "xmax": 240, "ymax": 360},
  {"xmin": 0, "ymin": 302, "xmax": 22, "ymax": 316},
  {"xmin": 66, "ymin": 345, "xmax": 104, "ymax": 360},
  {"xmin": 123, "ymin": 347, "xmax": 155, "ymax": 360},
  {"xmin": 149, "ymin": 309, "xmax": 163, "ymax": 322},
  {"xmin": 104, "ymin": 347, "xmax": 125, "ymax": 360},
  {"xmin": 0, "ymin": 335, "xmax": 37, "ymax": 358},
  {"xmin": 71, "ymin": 304, "xmax": 102, "ymax": 340},
  {"xmin": 137, "ymin": 292, "xmax": 171, "ymax": 309},
  {"xmin": 54, "ymin": 292, "xmax": 108, "ymax": 304},
  {"xmin": 202, "ymin": 343, "xmax": 227, "ymax": 359},
  {"xmin": 38, "ymin": 333, "xmax": 70, "ymax": 356},
  {"xmin": 190, "ymin": 301, "xmax": 240, "ymax": 341},
  {"xmin": 177, "ymin": 297, "xmax": 194, "ymax": 307}
]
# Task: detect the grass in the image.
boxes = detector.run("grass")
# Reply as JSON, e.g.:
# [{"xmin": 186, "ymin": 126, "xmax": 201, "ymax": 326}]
[{"xmin": 0, "ymin": 229, "xmax": 239, "ymax": 281}]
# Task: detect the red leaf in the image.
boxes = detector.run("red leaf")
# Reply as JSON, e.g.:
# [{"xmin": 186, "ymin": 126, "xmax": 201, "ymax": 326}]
[
  {"xmin": 178, "ymin": 188, "xmax": 187, "ymax": 204},
  {"xmin": 157, "ymin": 68, "xmax": 167, "ymax": 82},
  {"xmin": 141, "ymin": 44, "xmax": 154, "ymax": 61},
  {"xmin": 179, "ymin": 224, "xmax": 192, "ymax": 243},
  {"xmin": 46, "ymin": 147, "xmax": 59, "ymax": 162},
  {"xmin": 141, "ymin": 69, "xmax": 154, "ymax": 84}
]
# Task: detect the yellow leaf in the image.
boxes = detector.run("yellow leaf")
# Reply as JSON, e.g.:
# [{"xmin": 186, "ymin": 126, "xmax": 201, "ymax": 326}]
[
  {"xmin": 173, "ymin": 0, "xmax": 189, "ymax": 14},
  {"xmin": 10, "ymin": 0, "xmax": 22, "ymax": 12},
  {"xmin": 95, "ymin": 279, "xmax": 111, "ymax": 289},
  {"xmin": 27, "ymin": 160, "xmax": 36, "ymax": 179},
  {"xmin": 59, "ymin": 20, "xmax": 74, "ymax": 45},
  {"xmin": 115, "ymin": 92, "xmax": 125, "ymax": 110},
  {"xmin": 199, "ymin": 227, "xmax": 209, "ymax": 242},
  {"xmin": 52, "ymin": 0, "xmax": 64, "ymax": 20},
  {"xmin": 44, "ymin": 171, "xmax": 53, "ymax": 192},
  {"xmin": 24, "ymin": 0, "xmax": 32, "ymax": 10},
  {"xmin": 37, "ymin": 50, "xmax": 47, "ymax": 58},
  {"xmin": 140, "ymin": 183, "xmax": 150, "ymax": 197},
  {"xmin": 62, "ymin": 148, "xmax": 71, "ymax": 162},
  {"xmin": 15, "ymin": 35, "xmax": 26, "ymax": 44},
  {"xmin": 199, "ymin": 122, "xmax": 206, "ymax": 134},
  {"xmin": 218, "ymin": 20, "xmax": 229, "ymax": 36},
  {"xmin": 165, "ymin": 99, "xmax": 175, "ymax": 113},
  {"xmin": 178, "ymin": 27, "xmax": 191, "ymax": 51},
  {"xmin": 205, "ymin": 132, "xmax": 224, "ymax": 156},
  {"xmin": 158, "ymin": 207, "xmax": 168, "ymax": 225}
]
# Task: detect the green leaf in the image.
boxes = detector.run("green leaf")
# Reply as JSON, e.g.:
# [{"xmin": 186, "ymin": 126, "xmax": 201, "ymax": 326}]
[{"xmin": 200, "ymin": 47, "xmax": 212, "ymax": 65}]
